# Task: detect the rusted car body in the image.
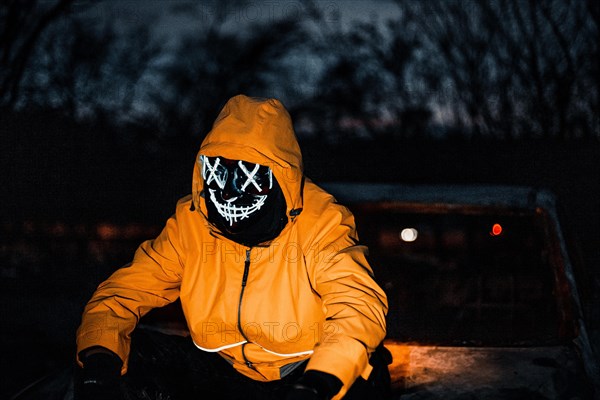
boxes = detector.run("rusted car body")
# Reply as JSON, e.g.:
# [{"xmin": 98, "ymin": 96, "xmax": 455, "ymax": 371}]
[{"xmin": 322, "ymin": 183, "xmax": 599, "ymax": 399}]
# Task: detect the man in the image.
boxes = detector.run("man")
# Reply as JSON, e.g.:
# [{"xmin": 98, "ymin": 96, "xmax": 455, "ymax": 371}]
[{"xmin": 76, "ymin": 95, "xmax": 390, "ymax": 399}]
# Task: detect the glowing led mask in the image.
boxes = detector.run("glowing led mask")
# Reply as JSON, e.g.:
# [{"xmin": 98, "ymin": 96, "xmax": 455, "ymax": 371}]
[{"xmin": 201, "ymin": 155, "xmax": 275, "ymax": 227}]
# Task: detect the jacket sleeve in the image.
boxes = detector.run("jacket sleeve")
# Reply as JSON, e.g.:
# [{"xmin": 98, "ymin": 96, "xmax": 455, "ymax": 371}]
[
  {"xmin": 76, "ymin": 210, "xmax": 186, "ymax": 374},
  {"xmin": 303, "ymin": 202, "xmax": 388, "ymax": 396}
]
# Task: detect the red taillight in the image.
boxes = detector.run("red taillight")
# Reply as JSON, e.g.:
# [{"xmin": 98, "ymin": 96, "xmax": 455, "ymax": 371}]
[{"xmin": 490, "ymin": 223, "xmax": 503, "ymax": 236}]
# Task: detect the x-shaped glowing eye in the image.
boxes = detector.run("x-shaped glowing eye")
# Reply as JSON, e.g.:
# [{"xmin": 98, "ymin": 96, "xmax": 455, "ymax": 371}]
[
  {"xmin": 201, "ymin": 155, "xmax": 227, "ymax": 189},
  {"xmin": 237, "ymin": 161, "xmax": 273, "ymax": 193},
  {"xmin": 238, "ymin": 161, "xmax": 262, "ymax": 191}
]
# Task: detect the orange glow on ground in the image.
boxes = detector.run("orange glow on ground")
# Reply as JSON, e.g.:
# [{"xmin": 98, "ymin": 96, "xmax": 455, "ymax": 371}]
[
  {"xmin": 385, "ymin": 341, "xmax": 412, "ymax": 389},
  {"xmin": 384, "ymin": 340, "xmax": 481, "ymax": 390}
]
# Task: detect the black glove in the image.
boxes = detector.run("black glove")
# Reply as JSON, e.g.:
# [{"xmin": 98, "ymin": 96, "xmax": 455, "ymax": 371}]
[
  {"xmin": 284, "ymin": 370, "xmax": 343, "ymax": 400},
  {"xmin": 76, "ymin": 349, "xmax": 123, "ymax": 400}
]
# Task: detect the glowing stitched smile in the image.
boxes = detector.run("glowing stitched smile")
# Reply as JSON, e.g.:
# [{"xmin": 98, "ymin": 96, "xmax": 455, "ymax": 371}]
[{"xmin": 208, "ymin": 189, "xmax": 267, "ymax": 225}]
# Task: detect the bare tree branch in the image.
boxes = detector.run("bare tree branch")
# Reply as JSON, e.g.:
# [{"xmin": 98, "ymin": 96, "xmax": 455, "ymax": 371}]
[{"xmin": 0, "ymin": 0, "xmax": 72, "ymax": 108}]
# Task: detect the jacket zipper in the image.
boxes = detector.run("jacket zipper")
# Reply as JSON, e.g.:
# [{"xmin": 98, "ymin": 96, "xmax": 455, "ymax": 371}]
[{"xmin": 238, "ymin": 248, "xmax": 254, "ymax": 369}]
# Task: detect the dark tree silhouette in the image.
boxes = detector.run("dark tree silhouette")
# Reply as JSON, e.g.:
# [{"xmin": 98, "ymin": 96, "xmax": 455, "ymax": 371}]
[
  {"xmin": 293, "ymin": 7, "xmax": 430, "ymax": 142},
  {"xmin": 17, "ymin": 13, "xmax": 161, "ymax": 126},
  {"xmin": 3, "ymin": 1, "xmax": 598, "ymax": 143},
  {"xmin": 0, "ymin": 0, "xmax": 73, "ymax": 109},
  {"xmin": 393, "ymin": 0, "xmax": 599, "ymax": 140},
  {"xmin": 142, "ymin": 4, "xmax": 309, "ymax": 154}
]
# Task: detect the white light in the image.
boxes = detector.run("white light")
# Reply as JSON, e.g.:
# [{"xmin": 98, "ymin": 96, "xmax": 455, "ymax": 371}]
[{"xmin": 400, "ymin": 228, "xmax": 418, "ymax": 242}]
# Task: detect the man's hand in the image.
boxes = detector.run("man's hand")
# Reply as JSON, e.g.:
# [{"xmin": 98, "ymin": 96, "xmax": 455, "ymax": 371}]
[
  {"xmin": 284, "ymin": 370, "xmax": 342, "ymax": 400},
  {"xmin": 76, "ymin": 348, "xmax": 123, "ymax": 400}
]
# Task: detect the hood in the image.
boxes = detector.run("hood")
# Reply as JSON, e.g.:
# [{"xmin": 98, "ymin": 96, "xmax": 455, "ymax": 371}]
[{"xmin": 191, "ymin": 95, "xmax": 304, "ymax": 225}]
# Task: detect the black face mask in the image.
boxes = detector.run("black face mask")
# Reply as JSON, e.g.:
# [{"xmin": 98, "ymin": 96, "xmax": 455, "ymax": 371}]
[{"xmin": 200, "ymin": 155, "xmax": 288, "ymax": 246}]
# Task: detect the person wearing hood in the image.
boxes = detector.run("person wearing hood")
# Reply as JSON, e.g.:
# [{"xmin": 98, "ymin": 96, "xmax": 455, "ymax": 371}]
[{"xmin": 75, "ymin": 95, "xmax": 390, "ymax": 400}]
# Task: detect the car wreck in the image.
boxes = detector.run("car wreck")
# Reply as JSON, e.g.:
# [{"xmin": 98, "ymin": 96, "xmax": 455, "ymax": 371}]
[{"xmin": 324, "ymin": 183, "xmax": 600, "ymax": 399}]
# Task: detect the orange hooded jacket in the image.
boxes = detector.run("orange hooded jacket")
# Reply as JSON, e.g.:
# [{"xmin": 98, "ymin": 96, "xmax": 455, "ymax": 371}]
[{"xmin": 76, "ymin": 95, "xmax": 388, "ymax": 398}]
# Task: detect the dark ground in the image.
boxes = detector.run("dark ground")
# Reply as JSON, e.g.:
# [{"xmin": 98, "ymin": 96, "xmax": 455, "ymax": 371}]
[{"xmin": 1, "ymin": 135, "xmax": 599, "ymax": 398}]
